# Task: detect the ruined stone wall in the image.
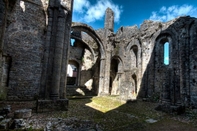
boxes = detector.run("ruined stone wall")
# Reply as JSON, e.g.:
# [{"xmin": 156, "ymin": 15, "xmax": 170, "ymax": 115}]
[
  {"xmin": 71, "ymin": 14, "xmax": 197, "ymax": 108},
  {"xmin": 4, "ymin": 0, "xmax": 46, "ymax": 100},
  {"xmin": 0, "ymin": 0, "xmax": 6, "ymax": 48},
  {"xmin": 69, "ymin": 41, "xmax": 84, "ymax": 62},
  {"xmin": 1, "ymin": 1, "xmax": 196, "ymax": 108},
  {"xmin": 0, "ymin": 0, "xmax": 6, "ymax": 88},
  {"xmin": 140, "ymin": 17, "xmax": 197, "ymax": 107},
  {"xmin": 68, "ymin": 31, "xmax": 100, "ymax": 94},
  {"xmin": 189, "ymin": 20, "xmax": 197, "ymax": 107},
  {"xmin": 92, "ymin": 15, "xmax": 197, "ymax": 105}
]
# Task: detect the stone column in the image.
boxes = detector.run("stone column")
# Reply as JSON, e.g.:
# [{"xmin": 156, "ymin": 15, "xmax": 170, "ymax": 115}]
[
  {"xmin": 59, "ymin": 0, "xmax": 73, "ymax": 99},
  {"xmin": 104, "ymin": 8, "xmax": 114, "ymax": 32},
  {"xmin": 99, "ymin": 7, "xmax": 114, "ymax": 95},
  {"xmin": 40, "ymin": 0, "xmax": 55, "ymax": 99},
  {"xmin": 0, "ymin": 0, "xmax": 6, "ymax": 91},
  {"xmin": 37, "ymin": 0, "xmax": 73, "ymax": 111},
  {"xmin": 40, "ymin": 0, "xmax": 73, "ymax": 100},
  {"xmin": 50, "ymin": 5, "xmax": 68, "ymax": 100},
  {"xmin": 98, "ymin": 58, "xmax": 105, "ymax": 95},
  {"xmin": 103, "ymin": 49, "xmax": 111, "ymax": 94}
]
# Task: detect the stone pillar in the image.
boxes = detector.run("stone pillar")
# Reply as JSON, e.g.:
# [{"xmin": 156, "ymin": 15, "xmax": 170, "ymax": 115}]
[
  {"xmin": 0, "ymin": 0, "xmax": 6, "ymax": 91},
  {"xmin": 103, "ymin": 49, "xmax": 111, "ymax": 94},
  {"xmin": 40, "ymin": 0, "xmax": 73, "ymax": 100},
  {"xmin": 0, "ymin": 0, "xmax": 6, "ymax": 49},
  {"xmin": 50, "ymin": 3, "xmax": 68, "ymax": 100},
  {"xmin": 59, "ymin": 0, "xmax": 73, "ymax": 99},
  {"xmin": 98, "ymin": 58, "xmax": 105, "ymax": 95},
  {"xmin": 104, "ymin": 8, "xmax": 114, "ymax": 32},
  {"xmin": 40, "ymin": 0, "xmax": 54, "ymax": 99},
  {"xmin": 38, "ymin": 0, "xmax": 73, "ymax": 111},
  {"xmin": 98, "ymin": 8, "xmax": 114, "ymax": 95}
]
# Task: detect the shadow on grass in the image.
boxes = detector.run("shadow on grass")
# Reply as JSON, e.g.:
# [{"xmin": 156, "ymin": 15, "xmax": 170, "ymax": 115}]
[{"xmin": 59, "ymin": 96, "xmax": 197, "ymax": 131}]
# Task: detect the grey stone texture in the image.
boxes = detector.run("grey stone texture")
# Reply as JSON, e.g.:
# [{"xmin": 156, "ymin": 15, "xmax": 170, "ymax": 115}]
[
  {"xmin": 0, "ymin": 0, "xmax": 197, "ymax": 110},
  {"xmin": 3, "ymin": 0, "xmax": 46, "ymax": 100},
  {"xmin": 0, "ymin": 0, "xmax": 73, "ymax": 101},
  {"xmin": 69, "ymin": 10, "xmax": 197, "ymax": 109}
]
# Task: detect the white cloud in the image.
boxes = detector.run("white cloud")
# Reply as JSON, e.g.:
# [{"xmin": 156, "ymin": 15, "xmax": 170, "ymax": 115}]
[
  {"xmin": 73, "ymin": 0, "xmax": 122, "ymax": 23},
  {"xmin": 73, "ymin": 0, "xmax": 90, "ymax": 13},
  {"xmin": 149, "ymin": 5, "xmax": 197, "ymax": 22}
]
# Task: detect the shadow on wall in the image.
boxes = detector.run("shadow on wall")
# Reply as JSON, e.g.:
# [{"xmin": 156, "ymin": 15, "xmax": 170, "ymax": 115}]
[
  {"xmin": 139, "ymin": 16, "xmax": 197, "ymax": 108},
  {"xmin": 66, "ymin": 58, "xmax": 100, "ymax": 96},
  {"xmin": 67, "ymin": 24, "xmax": 103, "ymax": 96}
]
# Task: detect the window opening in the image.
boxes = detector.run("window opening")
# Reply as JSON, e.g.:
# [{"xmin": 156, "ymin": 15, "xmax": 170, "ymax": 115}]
[
  {"xmin": 70, "ymin": 39, "xmax": 75, "ymax": 46},
  {"xmin": 164, "ymin": 42, "xmax": 169, "ymax": 65}
]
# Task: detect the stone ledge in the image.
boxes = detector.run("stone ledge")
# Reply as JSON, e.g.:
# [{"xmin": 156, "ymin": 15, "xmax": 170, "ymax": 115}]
[{"xmin": 36, "ymin": 99, "xmax": 69, "ymax": 112}]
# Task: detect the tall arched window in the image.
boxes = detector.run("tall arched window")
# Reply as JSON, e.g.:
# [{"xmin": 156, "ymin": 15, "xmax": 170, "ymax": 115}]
[
  {"xmin": 131, "ymin": 45, "xmax": 138, "ymax": 67},
  {"xmin": 164, "ymin": 42, "xmax": 169, "ymax": 65}
]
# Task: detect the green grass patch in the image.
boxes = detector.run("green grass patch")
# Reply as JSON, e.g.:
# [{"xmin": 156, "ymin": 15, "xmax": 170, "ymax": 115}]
[{"xmin": 49, "ymin": 96, "xmax": 197, "ymax": 131}]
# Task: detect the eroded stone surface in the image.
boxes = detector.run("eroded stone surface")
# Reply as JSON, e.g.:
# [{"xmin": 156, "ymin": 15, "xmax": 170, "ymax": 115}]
[{"xmin": 0, "ymin": 0, "xmax": 197, "ymax": 113}]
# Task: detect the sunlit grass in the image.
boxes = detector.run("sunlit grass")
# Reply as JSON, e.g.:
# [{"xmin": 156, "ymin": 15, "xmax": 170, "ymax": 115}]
[
  {"xmin": 86, "ymin": 96, "xmax": 126, "ymax": 113},
  {"xmin": 51, "ymin": 96, "xmax": 197, "ymax": 131}
]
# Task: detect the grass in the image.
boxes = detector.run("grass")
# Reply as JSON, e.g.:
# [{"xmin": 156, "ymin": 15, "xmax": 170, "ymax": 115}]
[
  {"xmin": 86, "ymin": 96, "xmax": 125, "ymax": 113},
  {"xmin": 50, "ymin": 96, "xmax": 197, "ymax": 130},
  {"xmin": 5, "ymin": 96, "xmax": 197, "ymax": 131}
]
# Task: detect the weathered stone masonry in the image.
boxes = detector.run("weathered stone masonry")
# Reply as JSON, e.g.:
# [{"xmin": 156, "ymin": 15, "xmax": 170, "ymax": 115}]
[
  {"xmin": 69, "ymin": 10, "xmax": 197, "ymax": 109},
  {"xmin": 40, "ymin": 0, "xmax": 73, "ymax": 100},
  {"xmin": 0, "ymin": 0, "xmax": 197, "ymax": 110},
  {"xmin": 1, "ymin": 0, "xmax": 46, "ymax": 100}
]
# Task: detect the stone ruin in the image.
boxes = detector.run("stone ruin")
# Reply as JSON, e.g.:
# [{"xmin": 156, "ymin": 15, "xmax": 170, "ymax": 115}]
[{"xmin": 0, "ymin": 0, "xmax": 197, "ymax": 112}]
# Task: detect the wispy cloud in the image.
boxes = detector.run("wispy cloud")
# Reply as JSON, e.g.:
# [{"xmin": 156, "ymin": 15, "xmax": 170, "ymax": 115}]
[
  {"xmin": 73, "ymin": 0, "xmax": 123, "ymax": 23},
  {"xmin": 149, "ymin": 5, "xmax": 197, "ymax": 22},
  {"xmin": 73, "ymin": 0, "xmax": 90, "ymax": 13}
]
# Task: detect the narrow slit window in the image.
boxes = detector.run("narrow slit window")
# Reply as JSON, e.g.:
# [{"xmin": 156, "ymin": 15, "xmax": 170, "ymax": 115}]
[
  {"xmin": 164, "ymin": 42, "xmax": 169, "ymax": 65},
  {"xmin": 70, "ymin": 39, "xmax": 75, "ymax": 46}
]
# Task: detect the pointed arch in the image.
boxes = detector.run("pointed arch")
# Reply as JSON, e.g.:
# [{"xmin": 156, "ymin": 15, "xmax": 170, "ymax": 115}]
[
  {"xmin": 109, "ymin": 55, "xmax": 124, "ymax": 95},
  {"xmin": 111, "ymin": 55, "xmax": 124, "ymax": 73},
  {"xmin": 67, "ymin": 60, "xmax": 80, "ymax": 86},
  {"xmin": 71, "ymin": 22, "xmax": 106, "ymax": 59},
  {"xmin": 71, "ymin": 34, "xmax": 96, "ymax": 62},
  {"xmin": 155, "ymin": 32, "xmax": 174, "ymax": 66},
  {"xmin": 126, "ymin": 38, "xmax": 141, "ymax": 68},
  {"xmin": 71, "ymin": 22, "xmax": 106, "ymax": 95}
]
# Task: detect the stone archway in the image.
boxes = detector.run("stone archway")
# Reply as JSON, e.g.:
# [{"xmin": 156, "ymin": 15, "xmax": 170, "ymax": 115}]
[
  {"xmin": 109, "ymin": 58, "xmax": 118, "ymax": 95},
  {"xmin": 71, "ymin": 23, "xmax": 106, "ymax": 95},
  {"xmin": 154, "ymin": 32, "xmax": 176, "ymax": 104},
  {"xmin": 126, "ymin": 38, "xmax": 142, "ymax": 69},
  {"xmin": 109, "ymin": 56, "xmax": 123, "ymax": 95},
  {"xmin": 67, "ymin": 60, "xmax": 80, "ymax": 86}
]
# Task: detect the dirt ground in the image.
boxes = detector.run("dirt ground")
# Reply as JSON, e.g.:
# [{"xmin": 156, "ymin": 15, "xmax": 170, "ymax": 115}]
[{"xmin": 1, "ymin": 96, "xmax": 197, "ymax": 131}]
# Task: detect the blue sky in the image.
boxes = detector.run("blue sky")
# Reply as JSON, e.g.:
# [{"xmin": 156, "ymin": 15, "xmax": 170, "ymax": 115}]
[
  {"xmin": 73, "ymin": 0, "xmax": 197, "ymax": 32},
  {"xmin": 72, "ymin": 0, "xmax": 197, "ymax": 64}
]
